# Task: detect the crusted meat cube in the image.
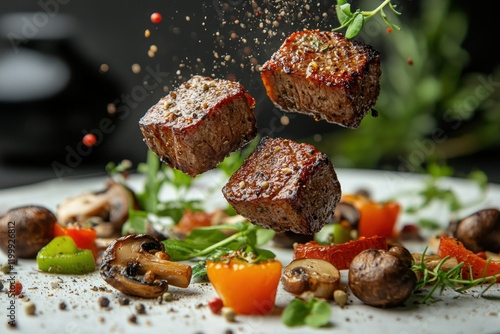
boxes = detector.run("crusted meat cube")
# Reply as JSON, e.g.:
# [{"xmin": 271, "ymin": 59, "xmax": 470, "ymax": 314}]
[
  {"xmin": 222, "ymin": 137, "xmax": 342, "ymax": 235},
  {"xmin": 261, "ymin": 30, "xmax": 381, "ymax": 129},
  {"xmin": 139, "ymin": 76, "xmax": 257, "ymax": 177}
]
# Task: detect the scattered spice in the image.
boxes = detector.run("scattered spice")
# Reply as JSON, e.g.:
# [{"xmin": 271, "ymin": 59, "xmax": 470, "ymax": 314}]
[
  {"xmin": 150, "ymin": 12, "xmax": 162, "ymax": 24},
  {"xmin": 118, "ymin": 297, "xmax": 130, "ymax": 306},
  {"xmin": 99, "ymin": 296, "xmax": 110, "ymax": 308},
  {"xmin": 128, "ymin": 314, "xmax": 138, "ymax": 324},
  {"xmin": 162, "ymin": 292, "xmax": 173, "ymax": 302},
  {"xmin": 135, "ymin": 303, "xmax": 146, "ymax": 314},
  {"xmin": 25, "ymin": 302, "xmax": 36, "ymax": 316},
  {"xmin": 1, "ymin": 263, "xmax": 11, "ymax": 274},
  {"xmin": 221, "ymin": 307, "xmax": 236, "ymax": 322},
  {"xmin": 82, "ymin": 134, "xmax": 97, "ymax": 147},
  {"xmin": 145, "ymin": 29, "xmax": 151, "ymax": 38},
  {"xmin": 59, "ymin": 301, "xmax": 67, "ymax": 310},
  {"xmin": 334, "ymin": 290, "xmax": 348, "ymax": 308}
]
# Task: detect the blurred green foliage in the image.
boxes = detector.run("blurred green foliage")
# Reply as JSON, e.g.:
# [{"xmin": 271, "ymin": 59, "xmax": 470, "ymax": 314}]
[{"xmin": 315, "ymin": 0, "xmax": 500, "ymax": 170}]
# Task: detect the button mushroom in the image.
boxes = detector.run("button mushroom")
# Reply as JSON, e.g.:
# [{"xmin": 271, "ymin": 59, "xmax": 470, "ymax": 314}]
[
  {"xmin": 348, "ymin": 247, "xmax": 416, "ymax": 308},
  {"xmin": 57, "ymin": 180, "xmax": 137, "ymax": 238},
  {"xmin": 100, "ymin": 234, "xmax": 192, "ymax": 298},
  {"xmin": 334, "ymin": 202, "xmax": 360, "ymax": 229},
  {"xmin": 0, "ymin": 206, "xmax": 56, "ymax": 259},
  {"xmin": 454, "ymin": 208, "xmax": 500, "ymax": 253},
  {"xmin": 281, "ymin": 258, "xmax": 340, "ymax": 299}
]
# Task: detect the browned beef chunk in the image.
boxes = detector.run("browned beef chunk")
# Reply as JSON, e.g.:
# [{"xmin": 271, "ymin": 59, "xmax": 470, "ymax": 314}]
[
  {"xmin": 139, "ymin": 76, "xmax": 257, "ymax": 177},
  {"xmin": 222, "ymin": 137, "xmax": 342, "ymax": 234},
  {"xmin": 261, "ymin": 30, "xmax": 381, "ymax": 129}
]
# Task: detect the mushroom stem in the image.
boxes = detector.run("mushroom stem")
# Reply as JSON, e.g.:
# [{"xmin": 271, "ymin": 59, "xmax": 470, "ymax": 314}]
[{"xmin": 140, "ymin": 252, "xmax": 192, "ymax": 288}]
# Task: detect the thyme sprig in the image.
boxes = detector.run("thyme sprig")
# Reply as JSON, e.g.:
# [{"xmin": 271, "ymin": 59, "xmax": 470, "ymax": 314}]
[
  {"xmin": 334, "ymin": 0, "xmax": 401, "ymax": 39},
  {"xmin": 412, "ymin": 247, "xmax": 500, "ymax": 303}
]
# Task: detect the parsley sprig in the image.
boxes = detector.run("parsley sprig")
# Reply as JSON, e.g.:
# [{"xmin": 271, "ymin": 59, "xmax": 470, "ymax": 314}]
[
  {"xmin": 334, "ymin": 0, "xmax": 401, "ymax": 39},
  {"xmin": 412, "ymin": 248, "xmax": 500, "ymax": 303},
  {"xmin": 162, "ymin": 222, "xmax": 276, "ymax": 277}
]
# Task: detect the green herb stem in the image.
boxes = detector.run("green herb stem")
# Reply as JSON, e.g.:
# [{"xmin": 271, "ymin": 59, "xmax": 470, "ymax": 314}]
[{"xmin": 193, "ymin": 229, "xmax": 249, "ymax": 257}]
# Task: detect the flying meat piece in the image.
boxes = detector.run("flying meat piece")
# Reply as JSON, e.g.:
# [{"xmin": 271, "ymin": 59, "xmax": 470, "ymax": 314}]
[
  {"xmin": 139, "ymin": 76, "xmax": 257, "ymax": 177},
  {"xmin": 222, "ymin": 137, "xmax": 342, "ymax": 235},
  {"xmin": 261, "ymin": 30, "xmax": 381, "ymax": 129}
]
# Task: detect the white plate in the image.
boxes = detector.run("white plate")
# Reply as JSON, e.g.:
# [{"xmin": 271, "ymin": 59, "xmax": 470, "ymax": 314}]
[{"xmin": 1, "ymin": 169, "xmax": 499, "ymax": 334}]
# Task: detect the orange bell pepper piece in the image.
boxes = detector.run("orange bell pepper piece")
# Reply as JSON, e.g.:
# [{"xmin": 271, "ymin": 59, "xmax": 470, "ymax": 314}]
[
  {"xmin": 207, "ymin": 258, "xmax": 282, "ymax": 315},
  {"xmin": 437, "ymin": 236, "xmax": 500, "ymax": 282},
  {"xmin": 293, "ymin": 236, "xmax": 388, "ymax": 270},
  {"xmin": 54, "ymin": 224, "xmax": 98, "ymax": 261},
  {"xmin": 342, "ymin": 194, "xmax": 400, "ymax": 238}
]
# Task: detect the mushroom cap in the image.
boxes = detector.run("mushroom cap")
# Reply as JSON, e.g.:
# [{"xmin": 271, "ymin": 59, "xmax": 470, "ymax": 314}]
[
  {"xmin": 100, "ymin": 234, "xmax": 191, "ymax": 298},
  {"xmin": 334, "ymin": 202, "xmax": 360, "ymax": 228},
  {"xmin": 281, "ymin": 258, "xmax": 340, "ymax": 299},
  {"xmin": 348, "ymin": 249, "xmax": 416, "ymax": 308},
  {"xmin": 454, "ymin": 209, "xmax": 500, "ymax": 253},
  {"xmin": 0, "ymin": 206, "xmax": 56, "ymax": 259}
]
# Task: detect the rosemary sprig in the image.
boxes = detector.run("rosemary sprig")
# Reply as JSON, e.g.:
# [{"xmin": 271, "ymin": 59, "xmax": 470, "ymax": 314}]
[
  {"xmin": 412, "ymin": 247, "xmax": 500, "ymax": 303},
  {"xmin": 333, "ymin": 0, "xmax": 401, "ymax": 39}
]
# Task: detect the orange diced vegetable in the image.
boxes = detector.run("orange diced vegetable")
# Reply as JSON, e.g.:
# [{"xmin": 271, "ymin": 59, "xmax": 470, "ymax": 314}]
[
  {"xmin": 207, "ymin": 258, "xmax": 282, "ymax": 315},
  {"xmin": 437, "ymin": 236, "xmax": 500, "ymax": 282},
  {"xmin": 342, "ymin": 194, "xmax": 400, "ymax": 238},
  {"xmin": 293, "ymin": 236, "xmax": 388, "ymax": 270}
]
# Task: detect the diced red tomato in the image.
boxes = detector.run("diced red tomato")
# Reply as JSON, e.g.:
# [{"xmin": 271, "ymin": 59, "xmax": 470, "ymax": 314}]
[
  {"xmin": 341, "ymin": 194, "xmax": 400, "ymax": 238},
  {"xmin": 438, "ymin": 236, "xmax": 500, "ymax": 282},
  {"xmin": 293, "ymin": 236, "xmax": 388, "ymax": 270}
]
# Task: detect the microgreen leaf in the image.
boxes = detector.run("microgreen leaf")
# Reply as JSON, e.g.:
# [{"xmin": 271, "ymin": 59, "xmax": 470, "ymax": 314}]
[
  {"xmin": 345, "ymin": 12, "xmax": 364, "ymax": 39},
  {"xmin": 333, "ymin": 0, "xmax": 401, "ymax": 39},
  {"xmin": 335, "ymin": 0, "xmax": 350, "ymax": 24},
  {"xmin": 282, "ymin": 298, "xmax": 332, "ymax": 328}
]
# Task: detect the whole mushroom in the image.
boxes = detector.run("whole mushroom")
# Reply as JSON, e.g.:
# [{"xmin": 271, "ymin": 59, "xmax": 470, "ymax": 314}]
[
  {"xmin": 281, "ymin": 258, "xmax": 340, "ymax": 299},
  {"xmin": 454, "ymin": 209, "xmax": 500, "ymax": 253},
  {"xmin": 348, "ymin": 246, "xmax": 416, "ymax": 308},
  {"xmin": 0, "ymin": 206, "xmax": 56, "ymax": 259},
  {"xmin": 57, "ymin": 180, "xmax": 138, "ymax": 238},
  {"xmin": 100, "ymin": 234, "xmax": 192, "ymax": 298}
]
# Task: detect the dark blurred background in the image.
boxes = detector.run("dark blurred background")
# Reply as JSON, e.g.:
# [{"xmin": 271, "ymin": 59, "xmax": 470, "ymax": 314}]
[{"xmin": 0, "ymin": 0, "xmax": 498, "ymax": 189}]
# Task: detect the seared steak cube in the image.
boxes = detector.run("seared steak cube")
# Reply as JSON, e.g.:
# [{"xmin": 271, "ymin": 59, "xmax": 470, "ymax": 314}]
[
  {"xmin": 261, "ymin": 30, "xmax": 381, "ymax": 129},
  {"xmin": 139, "ymin": 76, "xmax": 257, "ymax": 177},
  {"xmin": 222, "ymin": 137, "xmax": 342, "ymax": 234}
]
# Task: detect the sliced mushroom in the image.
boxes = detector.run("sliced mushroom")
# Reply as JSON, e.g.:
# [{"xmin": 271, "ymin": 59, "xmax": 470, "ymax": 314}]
[
  {"xmin": 281, "ymin": 259, "xmax": 340, "ymax": 299},
  {"xmin": 454, "ymin": 209, "xmax": 500, "ymax": 253},
  {"xmin": 100, "ymin": 234, "xmax": 192, "ymax": 298},
  {"xmin": 333, "ymin": 202, "xmax": 360, "ymax": 229},
  {"xmin": 57, "ymin": 180, "xmax": 137, "ymax": 238},
  {"xmin": 349, "ymin": 248, "xmax": 416, "ymax": 308},
  {"xmin": 411, "ymin": 253, "xmax": 459, "ymax": 281}
]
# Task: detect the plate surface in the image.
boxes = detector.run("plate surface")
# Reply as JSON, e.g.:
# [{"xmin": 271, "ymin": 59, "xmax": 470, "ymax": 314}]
[{"xmin": 1, "ymin": 169, "xmax": 499, "ymax": 334}]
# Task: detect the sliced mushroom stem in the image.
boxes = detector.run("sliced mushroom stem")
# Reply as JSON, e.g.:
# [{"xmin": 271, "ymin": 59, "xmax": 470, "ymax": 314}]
[
  {"xmin": 101, "ymin": 234, "xmax": 192, "ymax": 298},
  {"xmin": 411, "ymin": 253, "xmax": 459, "ymax": 282},
  {"xmin": 281, "ymin": 259, "xmax": 340, "ymax": 299},
  {"xmin": 139, "ymin": 252, "xmax": 192, "ymax": 288}
]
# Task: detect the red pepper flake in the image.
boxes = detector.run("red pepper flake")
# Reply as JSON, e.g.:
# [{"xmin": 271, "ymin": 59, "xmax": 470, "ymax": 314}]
[
  {"xmin": 407, "ymin": 57, "xmax": 414, "ymax": 66},
  {"xmin": 476, "ymin": 251, "xmax": 486, "ymax": 259},
  {"xmin": 208, "ymin": 297, "xmax": 223, "ymax": 314},
  {"xmin": 150, "ymin": 12, "xmax": 162, "ymax": 24},
  {"xmin": 82, "ymin": 134, "xmax": 97, "ymax": 147},
  {"xmin": 10, "ymin": 280, "xmax": 22, "ymax": 295},
  {"xmin": 386, "ymin": 27, "xmax": 392, "ymax": 33}
]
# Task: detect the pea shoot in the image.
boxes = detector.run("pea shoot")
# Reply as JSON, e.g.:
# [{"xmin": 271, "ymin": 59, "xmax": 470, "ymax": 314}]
[{"xmin": 334, "ymin": 0, "xmax": 401, "ymax": 39}]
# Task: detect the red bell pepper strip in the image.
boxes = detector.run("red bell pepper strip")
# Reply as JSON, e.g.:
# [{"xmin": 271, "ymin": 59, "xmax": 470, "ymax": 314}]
[
  {"xmin": 437, "ymin": 236, "xmax": 500, "ymax": 282},
  {"xmin": 54, "ymin": 224, "xmax": 98, "ymax": 261},
  {"xmin": 341, "ymin": 194, "xmax": 400, "ymax": 238},
  {"xmin": 293, "ymin": 236, "xmax": 388, "ymax": 270}
]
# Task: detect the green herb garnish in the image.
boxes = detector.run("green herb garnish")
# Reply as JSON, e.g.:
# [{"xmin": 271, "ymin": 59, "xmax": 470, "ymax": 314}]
[
  {"xmin": 412, "ymin": 247, "xmax": 500, "ymax": 304},
  {"xmin": 334, "ymin": 0, "xmax": 401, "ymax": 39},
  {"xmin": 282, "ymin": 298, "xmax": 331, "ymax": 328},
  {"xmin": 162, "ymin": 222, "xmax": 276, "ymax": 277}
]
